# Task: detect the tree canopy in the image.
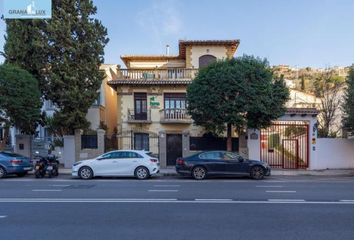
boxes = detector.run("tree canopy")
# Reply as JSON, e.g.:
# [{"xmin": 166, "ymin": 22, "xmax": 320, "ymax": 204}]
[
  {"xmin": 342, "ymin": 65, "xmax": 354, "ymax": 136},
  {"xmin": 3, "ymin": 0, "xmax": 109, "ymax": 135},
  {"xmin": 313, "ymin": 69, "xmax": 345, "ymax": 137},
  {"xmin": 187, "ymin": 56, "xmax": 289, "ymax": 150},
  {"xmin": 0, "ymin": 64, "xmax": 42, "ymax": 134}
]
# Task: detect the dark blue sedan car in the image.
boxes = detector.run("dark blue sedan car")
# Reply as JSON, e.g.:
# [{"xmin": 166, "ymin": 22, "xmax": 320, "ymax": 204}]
[
  {"xmin": 176, "ymin": 151, "xmax": 271, "ymax": 180},
  {"xmin": 0, "ymin": 151, "xmax": 33, "ymax": 178}
]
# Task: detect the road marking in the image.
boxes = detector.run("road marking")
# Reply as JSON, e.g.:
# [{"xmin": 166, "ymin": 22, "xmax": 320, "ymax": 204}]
[
  {"xmin": 266, "ymin": 191, "xmax": 296, "ymax": 193},
  {"xmin": 340, "ymin": 200, "xmax": 354, "ymax": 202},
  {"xmin": 153, "ymin": 185, "xmax": 180, "ymax": 187},
  {"xmin": 0, "ymin": 215, "xmax": 7, "ymax": 218},
  {"xmin": 195, "ymin": 199, "xmax": 233, "ymax": 201},
  {"xmin": 148, "ymin": 190, "xmax": 179, "ymax": 192},
  {"xmin": 2, "ymin": 178, "xmax": 354, "ymax": 183},
  {"xmin": 268, "ymin": 199, "xmax": 305, "ymax": 202},
  {"xmin": 256, "ymin": 186, "xmax": 283, "ymax": 188},
  {"xmin": 32, "ymin": 189, "xmax": 63, "ymax": 192},
  {"xmin": 0, "ymin": 198, "xmax": 178, "ymax": 203},
  {"xmin": 1, "ymin": 198, "xmax": 354, "ymax": 204},
  {"xmin": 51, "ymin": 185, "xmax": 70, "ymax": 187}
]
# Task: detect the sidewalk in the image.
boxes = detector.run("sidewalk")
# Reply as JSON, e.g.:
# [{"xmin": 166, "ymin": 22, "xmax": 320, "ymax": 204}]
[{"xmin": 58, "ymin": 167, "xmax": 354, "ymax": 177}]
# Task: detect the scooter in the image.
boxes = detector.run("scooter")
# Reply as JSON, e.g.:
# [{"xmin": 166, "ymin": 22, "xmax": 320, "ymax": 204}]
[
  {"xmin": 46, "ymin": 155, "xmax": 59, "ymax": 178},
  {"xmin": 34, "ymin": 155, "xmax": 59, "ymax": 178},
  {"xmin": 34, "ymin": 157, "xmax": 47, "ymax": 178}
]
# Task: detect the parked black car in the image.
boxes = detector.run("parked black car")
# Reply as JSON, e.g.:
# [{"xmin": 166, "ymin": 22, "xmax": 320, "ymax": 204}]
[{"xmin": 176, "ymin": 151, "xmax": 271, "ymax": 180}]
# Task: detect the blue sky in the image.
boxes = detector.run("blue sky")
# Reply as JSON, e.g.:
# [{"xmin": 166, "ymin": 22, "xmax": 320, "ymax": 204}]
[{"xmin": 1, "ymin": 0, "xmax": 354, "ymax": 67}]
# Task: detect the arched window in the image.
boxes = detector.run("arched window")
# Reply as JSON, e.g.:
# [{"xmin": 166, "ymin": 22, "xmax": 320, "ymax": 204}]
[{"xmin": 199, "ymin": 55, "xmax": 216, "ymax": 68}]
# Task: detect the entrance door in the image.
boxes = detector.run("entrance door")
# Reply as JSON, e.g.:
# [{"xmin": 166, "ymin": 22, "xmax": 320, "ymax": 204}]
[
  {"xmin": 166, "ymin": 134, "xmax": 182, "ymax": 166},
  {"xmin": 282, "ymin": 139, "xmax": 299, "ymax": 169},
  {"xmin": 134, "ymin": 93, "xmax": 147, "ymax": 120}
]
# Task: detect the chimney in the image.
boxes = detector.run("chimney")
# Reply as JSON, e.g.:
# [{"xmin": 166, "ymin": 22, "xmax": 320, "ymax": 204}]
[{"xmin": 166, "ymin": 44, "xmax": 170, "ymax": 56}]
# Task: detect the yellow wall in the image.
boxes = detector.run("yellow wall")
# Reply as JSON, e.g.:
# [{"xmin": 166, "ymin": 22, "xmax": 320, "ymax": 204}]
[
  {"xmin": 100, "ymin": 64, "xmax": 118, "ymax": 135},
  {"xmin": 128, "ymin": 59, "xmax": 186, "ymax": 69},
  {"xmin": 190, "ymin": 46, "xmax": 228, "ymax": 68},
  {"xmin": 116, "ymin": 85, "xmax": 205, "ymax": 137}
]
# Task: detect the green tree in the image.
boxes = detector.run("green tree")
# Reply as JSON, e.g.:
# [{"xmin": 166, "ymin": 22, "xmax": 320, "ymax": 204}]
[
  {"xmin": 342, "ymin": 65, "xmax": 354, "ymax": 136},
  {"xmin": 2, "ymin": 20, "xmax": 48, "ymax": 91},
  {"xmin": 3, "ymin": 0, "xmax": 109, "ymax": 134},
  {"xmin": 314, "ymin": 69, "xmax": 345, "ymax": 137},
  {"xmin": 187, "ymin": 56, "xmax": 289, "ymax": 151},
  {"xmin": 0, "ymin": 64, "xmax": 42, "ymax": 134}
]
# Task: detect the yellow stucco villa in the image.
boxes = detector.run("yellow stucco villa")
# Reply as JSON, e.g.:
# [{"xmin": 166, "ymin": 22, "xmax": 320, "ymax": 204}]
[{"xmin": 106, "ymin": 40, "xmax": 240, "ymax": 167}]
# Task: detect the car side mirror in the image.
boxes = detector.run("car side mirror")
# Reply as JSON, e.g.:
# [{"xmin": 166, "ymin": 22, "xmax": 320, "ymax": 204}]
[{"xmin": 238, "ymin": 157, "xmax": 244, "ymax": 162}]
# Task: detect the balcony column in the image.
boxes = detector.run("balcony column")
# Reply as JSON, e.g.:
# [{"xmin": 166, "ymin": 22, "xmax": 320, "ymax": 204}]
[
  {"xmin": 182, "ymin": 130, "xmax": 190, "ymax": 157},
  {"xmin": 158, "ymin": 130, "xmax": 167, "ymax": 168}
]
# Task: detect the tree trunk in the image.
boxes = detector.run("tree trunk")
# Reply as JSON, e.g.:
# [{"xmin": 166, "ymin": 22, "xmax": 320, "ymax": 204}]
[{"xmin": 227, "ymin": 123, "xmax": 232, "ymax": 151}]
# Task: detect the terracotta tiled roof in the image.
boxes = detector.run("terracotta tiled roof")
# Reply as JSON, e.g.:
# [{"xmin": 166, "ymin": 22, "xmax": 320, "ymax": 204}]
[
  {"xmin": 286, "ymin": 108, "xmax": 319, "ymax": 115},
  {"xmin": 108, "ymin": 79, "xmax": 192, "ymax": 86},
  {"xmin": 120, "ymin": 39, "xmax": 240, "ymax": 66}
]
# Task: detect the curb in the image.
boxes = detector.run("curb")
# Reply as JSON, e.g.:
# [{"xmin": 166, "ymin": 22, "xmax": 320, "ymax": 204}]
[{"xmin": 51, "ymin": 170, "xmax": 354, "ymax": 177}]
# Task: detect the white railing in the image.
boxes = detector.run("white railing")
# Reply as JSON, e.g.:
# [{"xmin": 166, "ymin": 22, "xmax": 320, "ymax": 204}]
[{"xmin": 117, "ymin": 68, "xmax": 198, "ymax": 81}]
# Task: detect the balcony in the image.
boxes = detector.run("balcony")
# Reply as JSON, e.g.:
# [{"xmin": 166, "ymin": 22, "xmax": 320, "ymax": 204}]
[
  {"xmin": 160, "ymin": 108, "xmax": 192, "ymax": 124},
  {"xmin": 127, "ymin": 108, "xmax": 152, "ymax": 123},
  {"xmin": 113, "ymin": 68, "xmax": 198, "ymax": 84}
]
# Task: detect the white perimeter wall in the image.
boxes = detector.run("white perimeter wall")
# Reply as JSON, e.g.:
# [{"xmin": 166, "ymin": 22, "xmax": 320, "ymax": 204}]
[{"xmin": 311, "ymin": 138, "xmax": 354, "ymax": 169}]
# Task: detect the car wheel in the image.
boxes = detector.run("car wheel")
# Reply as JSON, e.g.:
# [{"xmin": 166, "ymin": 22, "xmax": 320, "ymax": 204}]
[
  {"xmin": 0, "ymin": 166, "xmax": 7, "ymax": 178},
  {"xmin": 192, "ymin": 166, "xmax": 207, "ymax": 180},
  {"xmin": 250, "ymin": 166, "xmax": 265, "ymax": 180},
  {"xmin": 16, "ymin": 172, "xmax": 27, "ymax": 177},
  {"xmin": 78, "ymin": 166, "xmax": 93, "ymax": 180},
  {"xmin": 134, "ymin": 166, "xmax": 150, "ymax": 180}
]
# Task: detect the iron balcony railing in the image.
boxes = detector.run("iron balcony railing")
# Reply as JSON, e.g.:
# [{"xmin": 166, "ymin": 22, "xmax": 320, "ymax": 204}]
[
  {"xmin": 127, "ymin": 108, "xmax": 151, "ymax": 122},
  {"xmin": 160, "ymin": 108, "xmax": 192, "ymax": 123},
  {"xmin": 117, "ymin": 68, "xmax": 198, "ymax": 81}
]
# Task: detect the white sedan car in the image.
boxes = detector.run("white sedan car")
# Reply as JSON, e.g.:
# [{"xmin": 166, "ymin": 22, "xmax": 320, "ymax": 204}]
[{"xmin": 72, "ymin": 150, "xmax": 160, "ymax": 180}]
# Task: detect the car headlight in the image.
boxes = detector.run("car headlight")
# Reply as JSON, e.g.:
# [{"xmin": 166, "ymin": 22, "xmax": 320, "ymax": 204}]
[
  {"xmin": 262, "ymin": 162, "xmax": 269, "ymax": 168},
  {"xmin": 73, "ymin": 161, "xmax": 82, "ymax": 167}
]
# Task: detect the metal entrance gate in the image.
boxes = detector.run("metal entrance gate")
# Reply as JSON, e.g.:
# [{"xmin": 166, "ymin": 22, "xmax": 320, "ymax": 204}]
[
  {"xmin": 260, "ymin": 122, "xmax": 309, "ymax": 169},
  {"xmin": 117, "ymin": 130, "xmax": 159, "ymax": 156}
]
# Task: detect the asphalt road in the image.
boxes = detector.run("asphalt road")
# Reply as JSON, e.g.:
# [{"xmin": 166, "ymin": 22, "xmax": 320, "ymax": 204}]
[{"xmin": 1, "ymin": 175, "xmax": 354, "ymax": 240}]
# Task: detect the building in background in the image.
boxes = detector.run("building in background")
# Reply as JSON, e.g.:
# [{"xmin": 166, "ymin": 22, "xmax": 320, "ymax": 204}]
[{"xmin": 108, "ymin": 40, "xmax": 240, "ymax": 167}]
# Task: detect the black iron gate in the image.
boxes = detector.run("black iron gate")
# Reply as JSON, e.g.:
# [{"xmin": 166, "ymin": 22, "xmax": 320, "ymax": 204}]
[
  {"xmin": 117, "ymin": 130, "xmax": 159, "ymax": 155},
  {"xmin": 260, "ymin": 122, "xmax": 309, "ymax": 169}
]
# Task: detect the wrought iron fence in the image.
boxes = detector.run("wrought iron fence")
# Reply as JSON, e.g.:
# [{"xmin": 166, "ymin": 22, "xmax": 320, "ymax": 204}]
[{"xmin": 81, "ymin": 135, "xmax": 98, "ymax": 149}]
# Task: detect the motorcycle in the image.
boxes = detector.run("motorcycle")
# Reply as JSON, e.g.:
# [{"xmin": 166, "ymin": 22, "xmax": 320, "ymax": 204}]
[
  {"xmin": 34, "ymin": 155, "xmax": 59, "ymax": 178},
  {"xmin": 34, "ymin": 157, "xmax": 47, "ymax": 178},
  {"xmin": 46, "ymin": 155, "xmax": 59, "ymax": 178}
]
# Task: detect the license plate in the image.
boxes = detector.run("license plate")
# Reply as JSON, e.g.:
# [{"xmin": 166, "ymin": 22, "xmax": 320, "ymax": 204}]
[
  {"xmin": 23, "ymin": 167, "xmax": 32, "ymax": 170},
  {"xmin": 47, "ymin": 166, "xmax": 53, "ymax": 170}
]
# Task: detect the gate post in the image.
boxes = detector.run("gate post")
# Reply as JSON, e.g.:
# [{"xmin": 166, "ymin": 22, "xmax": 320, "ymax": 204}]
[
  {"xmin": 14, "ymin": 134, "xmax": 32, "ymax": 158},
  {"xmin": 182, "ymin": 130, "xmax": 190, "ymax": 157},
  {"xmin": 63, "ymin": 135, "xmax": 75, "ymax": 168},
  {"xmin": 97, "ymin": 129, "xmax": 106, "ymax": 155},
  {"xmin": 158, "ymin": 130, "xmax": 167, "ymax": 168},
  {"xmin": 247, "ymin": 129, "xmax": 261, "ymax": 161}
]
